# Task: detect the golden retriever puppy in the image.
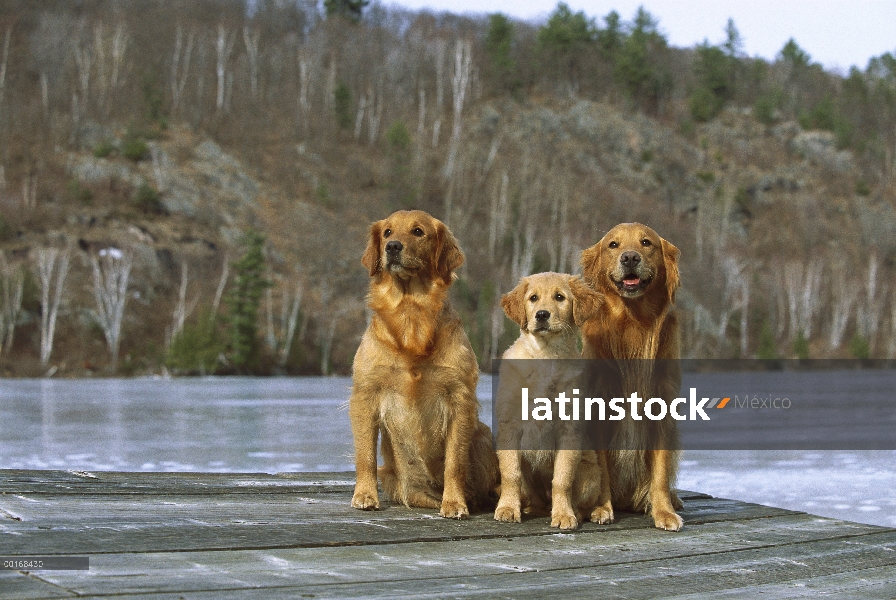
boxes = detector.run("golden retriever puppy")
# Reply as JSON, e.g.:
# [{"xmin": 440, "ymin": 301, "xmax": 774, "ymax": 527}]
[
  {"xmin": 580, "ymin": 223, "xmax": 684, "ymax": 531},
  {"xmin": 349, "ymin": 210, "xmax": 498, "ymax": 519},
  {"xmin": 494, "ymin": 272, "xmax": 613, "ymax": 530}
]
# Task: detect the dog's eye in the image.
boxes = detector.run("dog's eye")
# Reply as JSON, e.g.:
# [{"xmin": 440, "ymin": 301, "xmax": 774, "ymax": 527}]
[
  {"xmin": 641, "ymin": 239, "xmax": 652, "ymax": 247},
  {"xmin": 383, "ymin": 229, "xmax": 392, "ymax": 238},
  {"xmin": 609, "ymin": 241, "xmax": 618, "ymax": 249},
  {"xmin": 529, "ymin": 294, "xmax": 538, "ymax": 302},
  {"xmin": 412, "ymin": 227, "xmax": 424, "ymax": 237},
  {"xmin": 554, "ymin": 293, "xmax": 565, "ymax": 302}
]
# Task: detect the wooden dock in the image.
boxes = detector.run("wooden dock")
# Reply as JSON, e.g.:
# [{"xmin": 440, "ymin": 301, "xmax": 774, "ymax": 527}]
[{"xmin": 2, "ymin": 470, "xmax": 895, "ymax": 598}]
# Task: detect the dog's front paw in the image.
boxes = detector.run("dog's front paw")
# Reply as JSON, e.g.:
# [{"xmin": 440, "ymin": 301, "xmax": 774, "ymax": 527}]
[
  {"xmin": 653, "ymin": 510, "xmax": 683, "ymax": 531},
  {"xmin": 439, "ymin": 498, "xmax": 469, "ymax": 519},
  {"xmin": 351, "ymin": 489, "xmax": 380, "ymax": 511},
  {"xmin": 494, "ymin": 504, "xmax": 521, "ymax": 523},
  {"xmin": 590, "ymin": 505, "xmax": 614, "ymax": 524},
  {"xmin": 551, "ymin": 510, "xmax": 579, "ymax": 530}
]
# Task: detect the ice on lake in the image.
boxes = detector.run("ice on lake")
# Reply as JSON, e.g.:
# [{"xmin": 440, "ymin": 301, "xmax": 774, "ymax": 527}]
[{"xmin": 1, "ymin": 376, "xmax": 894, "ymax": 528}]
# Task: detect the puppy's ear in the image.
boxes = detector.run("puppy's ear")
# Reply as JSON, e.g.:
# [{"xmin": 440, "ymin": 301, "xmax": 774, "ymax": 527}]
[
  {"xmin": 661, "ymin": 237, "xmax": 681, "ymax": 302},
  {"xmin": 569, "ymin": 275, "xmax": 604, "ymax": 326},
  {"xmin": 501, "ymin": 279, "xmax": 529, "ymax": 331},
  {"xmin": 579, "ymin": 243, "xmax": 601, "ymax": 285},
  {"xmin": 435, "ymin": 221, "xmax": 465, "ymax": 284},
  {"xmin": 361, "ymin": 220, "xmax": 382, "ymax": 277}
]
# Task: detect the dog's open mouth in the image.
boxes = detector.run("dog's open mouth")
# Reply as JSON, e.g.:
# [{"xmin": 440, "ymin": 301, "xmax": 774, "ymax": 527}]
[{"xmin": 615, "ymin": 274, "xmax": 651, "ymax": 293}]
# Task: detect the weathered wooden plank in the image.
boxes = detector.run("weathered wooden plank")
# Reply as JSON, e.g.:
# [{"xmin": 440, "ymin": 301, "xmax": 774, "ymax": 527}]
[
  {"xmin": 20, "ymin": 516, "xmax": 893, "ymax": 597},
  {"xmin": 0, "ymin": 571, "xmax": 77, "ymax": 600},
  {"xmin": 0, "ymin": 493, "xmax": 796, "ymax": 555},
  {"xmin": 666, "ymin": 566, "xmax": 896, "ymax": 599},
  {"xmin": 0, "ymin": 470, "xmax": 356, "ymax": 495},
  {"xmin": 31, "ymin": 531, "xmax": 896, "ymax": 599}
]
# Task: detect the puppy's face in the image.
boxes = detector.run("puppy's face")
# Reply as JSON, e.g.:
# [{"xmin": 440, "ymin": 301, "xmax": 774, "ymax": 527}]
[
  {"xmin": 580, "ymin": 223, "xmax": 680, "ymax": 302},
  {"xmin": 502, "ymin": 273, "xmax": 603, "ymax": 334},
  {"xmin": 361, "ymin": 210, "xmax": 464, "ymax": 284}
]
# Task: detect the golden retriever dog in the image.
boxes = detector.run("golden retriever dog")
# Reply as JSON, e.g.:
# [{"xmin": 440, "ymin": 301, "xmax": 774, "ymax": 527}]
[
  {"xmin": 349, "ymin": 210, "xmax": 498, "ymax": 519},
  {"xmin": 494, "ymin": 272, "xmax": 613, "ymax": 530},
  {"xmin": 580, "ymin": 223, "xmax": 684, "ymax": 531}
]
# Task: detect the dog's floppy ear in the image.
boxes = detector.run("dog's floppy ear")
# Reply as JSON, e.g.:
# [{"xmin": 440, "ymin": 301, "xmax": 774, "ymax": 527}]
[
  {"xmin": 435, "ymin": 221, "xmax": 465, "ymax": 284},
  {"xmin": 569, "ymin": 275, "xmax": 604, "ymax": 326},
  {"xmin": 501, "ymin": 278, "xmax": 529, "ymax": 331},
  {"xmin": 361, "ymin": 220, "xmax": 383, "ymax": 277},
  {"xmin": 661, "ymin": 237, "xmax": 680, "ymax": 302},
  {"xmin": 579, "ymin": 243, "xmax": 601, "ymax": 284}
]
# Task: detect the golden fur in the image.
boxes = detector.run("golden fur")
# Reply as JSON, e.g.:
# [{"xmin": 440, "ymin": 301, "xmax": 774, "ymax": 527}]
[
  {"xmin": 494, "ymin": 272, "xmax": 613, "ymax": 529},
  {"xmin": 580, "ymin": 223, "xmax": 685, "ymax": 531},
  {"xmin": 349, "ymin": 210, "xmax": 498, "ymax": 519}
]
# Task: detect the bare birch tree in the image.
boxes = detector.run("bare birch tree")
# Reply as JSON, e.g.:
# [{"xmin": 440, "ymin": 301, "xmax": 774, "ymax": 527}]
[
  {"xmin": 170, "ymin": 26, "xmax": 195, "ymax": 114},
  {"xmin": 90, "ymin": 249, "xmax": 132, "ymax": 371},
  {"xmin": 856, "ymin": 250, "xmax": 887, "ymax": 351},
  {"xmin": 215, "ymin": 23, "xmax": 236, "ymax": 112},
  {"xmin": 827, "ymin": 261, "xmax": 857, "ymax": 349},
  {"xmin": 36, "ymin": 248, "xmax": 70, "ymax": 366},
  {"xmin": 432, "ymin": 39, "xmax": 446, "ymax": 148},
  {"xmin": 488, "ymin": 171, "xmax": 509, "ymax": 263},
  {"xmin": 0, "ymin": 253, "xmax": 24, "ymax": 357},
  {"xmin": 783, "ymin": 259, "xmax": 822, "ymax": 339},
  {"xmin": 265, "ymin": 278, "xmax": 304, "ymax": 368},
  {"xmin": 0, "ymin": 27, "xmax": 10, "ymax": 122},
  {"xmin": 443, "ymin": 39, "xmax": 472, "ymax": 181},
  {"xmin": 166, "ymin": 260, "xmax": 198, "ymax": 349},
  {"xmin": 243, "ymin": 26, "xmax": 261, "ymax": 101}
]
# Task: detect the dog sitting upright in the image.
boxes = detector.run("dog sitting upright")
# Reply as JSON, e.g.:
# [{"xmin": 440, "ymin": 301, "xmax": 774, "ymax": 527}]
[
  {"xmin": 349, "ymin": 210, "xmax": 498, "ymax": 519},
  {"xmin": 494, "ymin": 272, "xmax": 613, "ymax": 529}
]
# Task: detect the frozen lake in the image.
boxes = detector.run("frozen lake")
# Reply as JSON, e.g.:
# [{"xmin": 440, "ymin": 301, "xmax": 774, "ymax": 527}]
[{"xmin": 2, "ymin": 376, "xmax": 894, "ymax": 528}]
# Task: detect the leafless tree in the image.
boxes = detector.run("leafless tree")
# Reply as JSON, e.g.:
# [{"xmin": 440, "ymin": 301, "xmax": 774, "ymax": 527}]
[
  {"xmin": 432, "ymin": 39, "xmax": 446, "ymax": 148},
  {"xmin": 215, "ymin": 23, "xmax": 236, "ymax": 112},
  {"xmin": 90, "ymin": 249, "xmax": 132, "ymax": 371},
  {"xmin": 170, "ymin": 26, "xmax": 195, "ymax": 115},
  {"xmin": 0, "ymin": 253, "xmax": 24, "ymax": 357},
  {"xmin": 243, "ymin": 26, "xmax": 261, "ymax": 101},
  {"xmin": 166, "ymin": 261, "xmax": 198, "ymax": 349},
  {"xmin": 827, "ymin": 261, "xmax": 857, "ymax": 349},
  {"xmin": 488, "ymin": 171, "xmax": 509, "ymax": 263},
  {"xmin": 265, "ymin": 278, "xmax": 304, "ymax": 368},
  {"xmin": 35, "ymin": 248, "xmax": 70, "ymax": 366},
  {"xmin": 0, "ymin": 27, "xmax": 10, "ymax": 121},
  {"xmin": 856, "ymin": 250, "xmax": 887, "ymax": 351},
  {"xmin": 443, "ymin": 39, "xmax": 472, "ymax": 181},
  {"xmin": 783, "ymin": 259, "xmax": 822, "ymax": 340},
  {"xmin": 211, "ymin": 257, "xmax": 230, "ymax": 318}
]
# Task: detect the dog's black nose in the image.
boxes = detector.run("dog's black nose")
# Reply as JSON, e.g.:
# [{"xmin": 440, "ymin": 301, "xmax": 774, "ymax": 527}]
[
  {"xmin": 620, "ymin": 251, "xmax": 641, "ymax": 266},
  {"xmin": 385, "ymin": 240, "xmax": 403, "ymax": 255},
  {"xmin": 535, "ymin": 310, "xmax": 550, "ymax": 322}
]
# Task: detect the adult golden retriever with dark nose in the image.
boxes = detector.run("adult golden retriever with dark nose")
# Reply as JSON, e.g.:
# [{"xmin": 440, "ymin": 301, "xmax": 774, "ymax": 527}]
[
  {"xmin": 349, "ymin": 210, "xmax": 498, "ymax": 519},
  {"xmin": 580, "ymin": 222, "xmax": 684, "ymax": 531}
]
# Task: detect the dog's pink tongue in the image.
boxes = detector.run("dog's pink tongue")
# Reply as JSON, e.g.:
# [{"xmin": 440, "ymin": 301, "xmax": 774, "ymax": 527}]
[{"xmin": 624, "ymin": 276, "xmax": 640, "ymax": 285}]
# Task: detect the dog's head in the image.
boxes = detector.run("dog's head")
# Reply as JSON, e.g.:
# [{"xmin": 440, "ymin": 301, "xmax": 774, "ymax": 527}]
[
  {"xmin": 501, "ymin": 272, "xmax": 604, "ymax": 334},
  {"xmin": 361, "ymin": 210, "xmax": 464, "ymax": 284},
  {"xmin": 580, "ymin": 223, "xmax": 680, "ymax": 303}
]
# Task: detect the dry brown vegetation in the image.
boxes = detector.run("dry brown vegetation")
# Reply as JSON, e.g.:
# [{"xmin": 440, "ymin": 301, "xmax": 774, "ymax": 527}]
[{"xmin": 0, "ymin": 0, "xmax": 894, "ymax": 376}]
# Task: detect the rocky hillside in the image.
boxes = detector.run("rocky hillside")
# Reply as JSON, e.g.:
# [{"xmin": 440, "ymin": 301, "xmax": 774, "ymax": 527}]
[{"xmin": 0, "ymin": 2, "xmax": 894, "ymax": 376}]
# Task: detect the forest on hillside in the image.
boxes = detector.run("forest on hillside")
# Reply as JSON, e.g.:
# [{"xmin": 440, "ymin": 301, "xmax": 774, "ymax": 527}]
[{"xmin": 0, "ymin": 0, "xmax": 895, "ymax": 376}]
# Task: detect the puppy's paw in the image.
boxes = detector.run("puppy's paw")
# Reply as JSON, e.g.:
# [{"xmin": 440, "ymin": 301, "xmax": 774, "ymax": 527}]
[
  {"xmin": 590, "ymin": 505, "xmax": 614, "ymax": 525},
  {"xmin": 653, "ymin": 510, "xmax": 683, "ymax": 531},
  {"xmin": 439, "ymin": 498, "xmax": 469, "ymax": 520},
  {"xmin": 551, "ymin": 510, "xmax": 579, "ymax": 530},
  {"xmin": 494, "ymin": 504, "xmax": 521, "ymax": 523},
  {"xmin": 351, "ymin": 489, "xmax": 380, "ymax": 511}
]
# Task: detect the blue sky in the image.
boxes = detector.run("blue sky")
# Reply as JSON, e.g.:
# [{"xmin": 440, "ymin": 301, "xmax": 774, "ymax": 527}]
[{"xmin": 385, "ymin": 0, "xmax": 896, "ymax": 72}]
